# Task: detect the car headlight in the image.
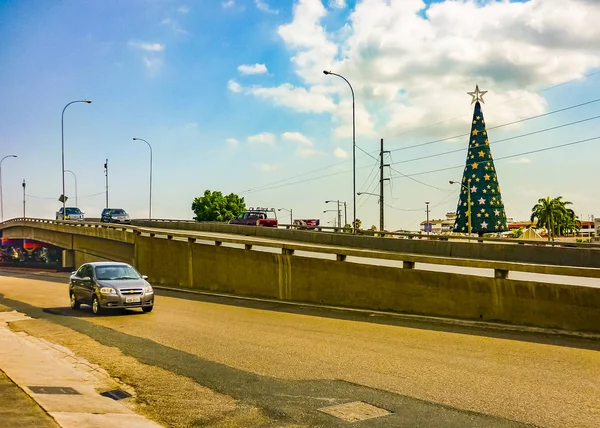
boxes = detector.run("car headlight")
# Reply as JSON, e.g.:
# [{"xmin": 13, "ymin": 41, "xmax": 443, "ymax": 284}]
[
  {"xmin": 143, "ymin": 285, "xmax": 153, "ymax": 293},
  {"xmin": 99, "ymin": 287, "xmax": 116, "ymax": 294}
]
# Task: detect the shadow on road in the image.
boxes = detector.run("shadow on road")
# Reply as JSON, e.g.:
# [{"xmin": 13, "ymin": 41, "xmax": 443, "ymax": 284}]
[
  {"xmin": 156, "ymin": 287, "xmax": 600, "ymax": 352},
  {"xmin": 42, "ymin": 306, "xmax": 147, "ymax": 318}
]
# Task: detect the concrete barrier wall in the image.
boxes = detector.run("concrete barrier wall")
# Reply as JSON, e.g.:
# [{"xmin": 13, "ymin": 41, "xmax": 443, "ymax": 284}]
[
  {"xmin": 4, "ymin": 221, "xmax": 600, "ymax": 333},
  {"xmin": 132, "ymin": 220, "xmax": 600, "ymax": 269},
  {"xmin": 132, "ymin": 238, "xmax": 600, "ymax": 333}
]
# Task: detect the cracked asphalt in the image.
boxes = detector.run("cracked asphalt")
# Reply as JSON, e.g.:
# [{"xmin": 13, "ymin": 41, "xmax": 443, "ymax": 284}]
[{"xmin": 0, "ymin": 271, "xmax": 599, "ymax": 427}]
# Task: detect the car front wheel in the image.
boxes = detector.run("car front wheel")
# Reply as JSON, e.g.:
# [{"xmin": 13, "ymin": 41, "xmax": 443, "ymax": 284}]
[
  {"xmin": 70, "ymin": 293, "xmax": 80, "ymax": 310},
  {"xmin": 92, "ymin": 296, "xmax": 103, "ymax": 315}
]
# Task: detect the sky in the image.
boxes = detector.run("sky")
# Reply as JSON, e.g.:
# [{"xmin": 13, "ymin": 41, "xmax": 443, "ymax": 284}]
[{"xmin": 1, "ymin": 0, "xmax": 600, "ymax": 231}]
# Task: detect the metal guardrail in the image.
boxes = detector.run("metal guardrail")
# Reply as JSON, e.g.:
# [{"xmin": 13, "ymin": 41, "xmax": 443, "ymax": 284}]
[
  {"xmin": 2, "ymin": 217, "xmax": 600, "ymax": 281},
  {"xmin": 129, "ymin": 218, "xmax": 600, "ymax": 249}
]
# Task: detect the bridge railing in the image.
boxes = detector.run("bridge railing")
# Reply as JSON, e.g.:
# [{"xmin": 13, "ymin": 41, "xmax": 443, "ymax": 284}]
[{"xmin": 3, "ymin": 217, "xmax": 600, "ymax": 282}]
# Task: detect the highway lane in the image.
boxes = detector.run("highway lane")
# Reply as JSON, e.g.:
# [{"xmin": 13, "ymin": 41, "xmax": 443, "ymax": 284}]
[{"xmin": 0, "ymin": 272, "xmax": 599, "ymax": 427}]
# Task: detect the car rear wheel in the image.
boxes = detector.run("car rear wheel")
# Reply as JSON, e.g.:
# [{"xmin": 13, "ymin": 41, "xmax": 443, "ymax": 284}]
[
  {"xmin": 142, "ymin": 306, "xmax": 153, "ymax": 313},
  {"xmin": 69, "ymin": 293, "xmax": 80, "ymax": 310},
  {"xmin": 92, "ymin": 296, "xmax": 103, "ymax": 315}
]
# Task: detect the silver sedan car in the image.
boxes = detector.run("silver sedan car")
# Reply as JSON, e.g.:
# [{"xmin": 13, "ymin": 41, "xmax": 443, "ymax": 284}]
[{"xmin": 69, "ymin": 262, "xmax": 154, "ymax": 315}]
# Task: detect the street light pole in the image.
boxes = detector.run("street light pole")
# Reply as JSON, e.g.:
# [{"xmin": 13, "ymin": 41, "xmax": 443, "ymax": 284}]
[
  {"xmin": 326, "ymin": 200, "xmax": 344, "ymax": 231},
  {"xmin": 425, "ymin": 201, "xmax": 430, "ymax": 235},
  {"xmin": 323, "ymin": 209, "xmax": 339, "ymax": 228},
  {"xmin": 64, "ymin": 170, "xmax": 77, "ymax": 208},
  {"xmin": 277, "ymin": 208, "xmax": 293, "ymax": 226},
  {"xmin": 61, "ymin": 100, "xmax": 91, "ymax": 215},
  {"xmin": 0, "ymin": 155, "xmax": 17, "ymax": 222},
  {"xmin": 323, "ymin": 70, "xmax": 356, "ymax": 233},
  {"xmin": 450, "ymin": 179, "xmax": 472, "ymax": 239},
  {"xmin": 22, "ymin": 179, "xmax": 26, "ymax": 218},
  {"xmin": 133, "ymin": 137, "xmax": 153, "ymax": 219}
]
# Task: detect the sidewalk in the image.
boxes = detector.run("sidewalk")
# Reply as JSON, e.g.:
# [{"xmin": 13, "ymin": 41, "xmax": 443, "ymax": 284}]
[{"xmin": 0, "ymin": 309, "xmax": 162, "ymax": 428}]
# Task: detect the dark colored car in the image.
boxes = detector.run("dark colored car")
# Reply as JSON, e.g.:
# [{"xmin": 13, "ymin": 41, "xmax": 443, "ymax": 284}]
[
  {"xmin": 230, "ymin": 210, "xmax": 278, "ymax": 227},
  {"xmin": 101, "ymin": 208, "xmax": 131, "ymax": 224},
  {"xmin": 56, "ymin": 207, "xmax": 84, "ymax": 221},
  {"xmin": 69, "ymin": 262, "xmax": 154, "ymax": 315}
]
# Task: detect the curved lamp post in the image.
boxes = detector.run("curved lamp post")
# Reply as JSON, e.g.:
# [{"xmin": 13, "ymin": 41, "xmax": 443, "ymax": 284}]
[
  {"xmin": 450, "ymin": 179, "xmax": 472, "ymax": 239},
  {"xmin": 64, "ymin": 170, "xmax": 77, "ymax": 208},
  {"xmin": 62, "ymin": 100, "xmax": 91, "ymax": 214},
  {"xmin": 0, "ymin": 155, "xmax": 17, "ymax": 221},
  {"xmin": 323, "ymin": 70, "xmax": 356, "ymax": 233},
  {"xmin": 133, "ymin": 137, "xmax": 153, "ymax": 219}
]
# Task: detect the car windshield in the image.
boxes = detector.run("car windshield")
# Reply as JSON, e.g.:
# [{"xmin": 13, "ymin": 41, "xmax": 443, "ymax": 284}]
[
  {"xmin": 111, "ymin": 209, "xmax": 126, "ymax": 215},
  {"xmin": 65, "ymin": 208, "xmax": 81, "ymax": 215},
  {"xmin": 95, "ymin": 265, "xmax": 140, "ymax": 280}
]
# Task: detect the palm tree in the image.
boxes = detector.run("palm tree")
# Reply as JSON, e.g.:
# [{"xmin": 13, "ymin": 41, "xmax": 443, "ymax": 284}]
[{"xmin": 530, "ymin": 196, "xmax": 577, "ymax": 241}]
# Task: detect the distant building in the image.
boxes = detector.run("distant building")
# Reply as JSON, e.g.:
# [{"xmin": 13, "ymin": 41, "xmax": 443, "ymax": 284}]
[{"xmin": 420, "ymin": 212, "xmax": 456, "ymax": 234}]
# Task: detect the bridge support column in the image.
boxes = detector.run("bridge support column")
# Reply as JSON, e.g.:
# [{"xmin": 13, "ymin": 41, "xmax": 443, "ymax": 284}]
[
  {"xmin": 188, "ymin": 238, "xmax": 196, "ymax": 288},
  {"xmin": 403, "ymin": 261, "xmax": 415, "ymax": 269},
  {"xmin": 62, "ymin": 250, "xmax": 74, "ymax": 269}
]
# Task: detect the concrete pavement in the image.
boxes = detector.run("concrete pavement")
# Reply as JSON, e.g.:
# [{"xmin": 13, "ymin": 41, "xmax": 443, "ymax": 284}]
[
  {"xmin": 0, "ymin": 307, "xmax": 162, "ymax": 428},
  {"xmin": 0, "ymin": 271, "xmax": 599, "ymax": 427}
]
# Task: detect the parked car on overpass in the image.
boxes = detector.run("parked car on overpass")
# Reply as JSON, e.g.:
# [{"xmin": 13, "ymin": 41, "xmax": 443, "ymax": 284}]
[
  {"xmin": 69, "ymin": 261, "xmax": 154, "ymax": 315},
  {"xmin": 56, "ymin": 207, "xmax": 84, "ymax": 221}
]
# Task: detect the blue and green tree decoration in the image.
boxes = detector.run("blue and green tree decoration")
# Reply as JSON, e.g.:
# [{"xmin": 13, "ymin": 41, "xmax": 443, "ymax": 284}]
[{"xmin": 453, "ymin": 86, "xmax": 508, "ymax": 235}]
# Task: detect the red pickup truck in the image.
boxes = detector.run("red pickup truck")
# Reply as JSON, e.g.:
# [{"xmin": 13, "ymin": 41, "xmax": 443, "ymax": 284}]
[{"xmin": 229, "ymin": 210, "xmax": 278, "ymax": 227}]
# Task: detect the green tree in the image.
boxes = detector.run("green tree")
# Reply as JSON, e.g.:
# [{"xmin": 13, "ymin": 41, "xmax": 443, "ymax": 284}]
[
  {"xmin": 530, "ymin": 196, "xmax": 577, "ymax": 241},
  {"xmin": 191, "ymin": 190, "xmax": 246, "ymax": 222}
]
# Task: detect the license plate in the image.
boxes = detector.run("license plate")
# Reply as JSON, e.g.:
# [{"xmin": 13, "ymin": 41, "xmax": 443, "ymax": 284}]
[{"xmin": 125, "ymin": 297, "xmax": 141, "ymax": 303}]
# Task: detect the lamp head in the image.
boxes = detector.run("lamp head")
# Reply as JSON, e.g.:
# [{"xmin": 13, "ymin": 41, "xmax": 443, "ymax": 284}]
[
  {"xmin": 449, "ymin": 180, "xmax": 456, "ymax": 184},
  {"xmin": 323, "ymin": 70, "xmax": 330, "ymax": 75},
  {"xmin": 133, "ymin": 138, "xmax": 138, "ymax": 140},
  {"xmin": 83, "ymin": 99, "xmax": 92, "ymax": 104}
]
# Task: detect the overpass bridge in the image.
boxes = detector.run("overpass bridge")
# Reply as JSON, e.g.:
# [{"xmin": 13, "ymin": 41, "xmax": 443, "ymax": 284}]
[{"xmin": 1, "ymin": 217, "xmax": 600, "ymax": 334}]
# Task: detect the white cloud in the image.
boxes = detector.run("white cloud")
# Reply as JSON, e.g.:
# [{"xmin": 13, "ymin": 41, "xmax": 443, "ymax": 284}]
[
  {"xmin": 334, "ymin": 148, "xmax": 349, "ymax": 158},
  {"xmin": 227, "ymin": 79, "xmax": 243, "ymax": 93},
  {"xmin": 257, "ymin": 163, "xmax": 281, "ymax": 172},
  {"xmin": 178, "ymin": 5, "xmax": 190, "ymax": 14},
  {"xmin": 247, "ymin": 83, "xmax": 336, "ymax": 113},
  {"xmin": 242, "ymin": 0, "xmax": 600, "ymax": 140},
  {"xmin": 509, "ymin": 158, "xmax": 532, "ymax": 164},
  {"xmin": 226, "ymin": 138, "xmax": 239, "ymax": 145},
  {"xmin": 222, "ymin": 0, "xmax": 235, "ymax": 7},
  {"xmin": 329, "ymin": 0, "xmax": 346, "ymax": 9},
  {"xmin": 238, "ymin": 63, "xmax": 268, "ymax": 75},
  {"xmin": 255, "ymin": 0, "xmax": 278, "ymax": 14},
  {"xmin": 296, "ymin": 146, "xmax": 323, "ymax": 157},
  {"xmin": 128, "ymin": 41, "xmax": 165, "ymax": 52},
  {"xmin": 282, "ymin": 131, "xmax": 312, "ymax": 145},
  {"xmin": 247, "ymin": 132, "xmax": 276, "ymax": 145},
  {"xmin": 142, "ymin": 56, "xmax": 163, "ymax": 73}
]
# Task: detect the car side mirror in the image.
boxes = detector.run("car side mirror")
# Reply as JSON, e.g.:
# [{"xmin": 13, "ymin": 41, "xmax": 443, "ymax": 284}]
[
  {"xmin": 142, "ymin": 275, "xmax": 148, "ymax": 280},
  {"xmin": 81, "ymin": 277, "xmax": 92, "ymax": 282},
  {"xmin": 71, "ymin": 271, "xmax": 77, "ymax": 275}
]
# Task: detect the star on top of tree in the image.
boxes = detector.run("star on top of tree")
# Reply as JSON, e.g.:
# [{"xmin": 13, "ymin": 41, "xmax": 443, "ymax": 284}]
[{"xmin": 467, "ymin": 85, "xmax": 488, "ymax": 105}]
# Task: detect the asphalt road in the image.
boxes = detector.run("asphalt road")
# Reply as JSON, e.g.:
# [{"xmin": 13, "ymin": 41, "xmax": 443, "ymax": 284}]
[{"xmin": 0, "ymin": 271, "xmax": 599, "ymax": 427}]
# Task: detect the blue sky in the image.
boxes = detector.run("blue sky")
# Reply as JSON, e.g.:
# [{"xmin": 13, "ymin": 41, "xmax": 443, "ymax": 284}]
[{"xmin": 1, "ymin": 0, "xmax": 599, "ymax": 230}]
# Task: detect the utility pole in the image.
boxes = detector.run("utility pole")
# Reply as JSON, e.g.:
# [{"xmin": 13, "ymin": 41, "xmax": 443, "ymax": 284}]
[
  {"xmin": 343, "ymin": 202, "xmax": 347, "ymax": 227},
  {"xmin": 425, "ymin": 201, "xmax": 430, "ymax": 235},
  {"xmin": 104, "ymin": 159, "xmax": 109, "ymax": 208},
  {"xmin": 22, "ymin": 179, "xmax": 26, "ymax": 218},
  {"xmin": 337, "ymin": 200, "xmax": 342, "ymax": 231},
  {"xmin": 379, "ymin": 138, "xmax": 390, "ymax": 232}
]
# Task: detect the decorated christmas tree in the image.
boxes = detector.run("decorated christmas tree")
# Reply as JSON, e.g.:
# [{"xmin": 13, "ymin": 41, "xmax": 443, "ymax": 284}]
[{"xmin": 453, "ymin": 86, "xmax": 508, "ymax": 235}]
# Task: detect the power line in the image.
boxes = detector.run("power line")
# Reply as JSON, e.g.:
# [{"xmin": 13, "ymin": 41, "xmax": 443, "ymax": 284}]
[
  {"xmin": 385, "ymin": 191, "xmax": 457, "ymax": 212},
  {"xmin": 387, "ymin": 97, "xmax": 600, "ymax": 154},
  {"xmin": 382, "ymin": 69, "xmax": 600, "ymax": 141},
  {"xmin": 390, "ymin": 135, "xmax": 600, "ymax": 179},
  {"xmin": 391, "ymin": 114, "xmax": 600, "ymax": 166},
  {"xmin": 25, "ymin": 191, "xmax": 106, "ymax": 200}
]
